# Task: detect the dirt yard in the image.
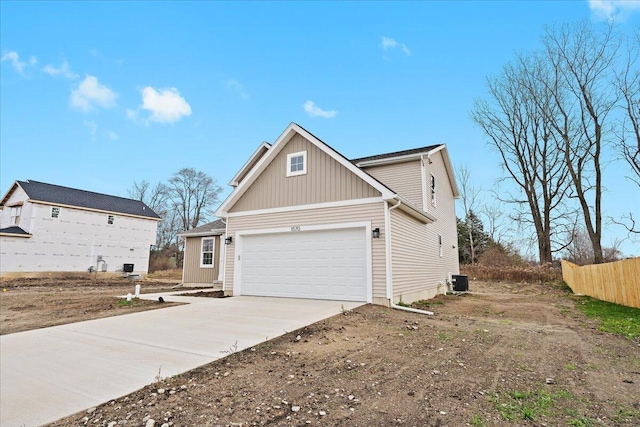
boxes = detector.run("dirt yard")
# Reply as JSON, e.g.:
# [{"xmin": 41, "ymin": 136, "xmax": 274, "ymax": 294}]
[
  {"xmin": 0, "ymin": 276, "xmax": 182, "ymax": 335},
  {"xmin": 19, "ymin": 279, "xmax": 633, "ymax": 426}
]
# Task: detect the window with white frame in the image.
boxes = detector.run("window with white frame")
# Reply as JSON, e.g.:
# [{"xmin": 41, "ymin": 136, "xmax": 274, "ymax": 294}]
[
  {"xmin": 51, "ymin": 207, "xmax": 61, "ymax": 218},
  {"xmin": 9, "ymin": 205, "xmax": 22, "ymax": 225},
  {"xmin": 430, "ymin": 174, "xmax": 437, "ymax": 207},
  {"xmin": 286, "ymin": 151, "xmax": 307, "ymax": 177},
  {"xmin": 107, "ymin": 215, "xmax": 114, "ymax": 225},
  {"xmin": 201, "ymin": 238, "xmax": 214, "ymax": 267},
  {"xmin": 439, "ymin": 234, "xmax": 443, "ymax": 257}
]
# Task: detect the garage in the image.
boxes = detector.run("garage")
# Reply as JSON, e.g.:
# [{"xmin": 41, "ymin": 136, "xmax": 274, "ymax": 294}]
[{"xmin": 238, "ymin": 227, "xmax": 368, "ymax": 301}]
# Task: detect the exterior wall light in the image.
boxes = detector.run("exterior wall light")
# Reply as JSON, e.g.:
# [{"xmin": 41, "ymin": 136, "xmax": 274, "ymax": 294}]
[
  {"xmin": 225, "ymin": 236, "xmax": 233, "ymax": 245},
  {"xmin": 372, "ymin": 228, "xmax": 380, "ymax": 239}
]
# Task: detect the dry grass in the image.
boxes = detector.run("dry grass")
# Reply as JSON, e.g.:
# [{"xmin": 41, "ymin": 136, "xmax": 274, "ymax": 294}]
[
  {"xmin": 145, "ymin": 269, "xmax": 182, "ymax": 280},
  {"xmin": 461, "ymin": 263, "xmax": 562, "ymax": 283}
]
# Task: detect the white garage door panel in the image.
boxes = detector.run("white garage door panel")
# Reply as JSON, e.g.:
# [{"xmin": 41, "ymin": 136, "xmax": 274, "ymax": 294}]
[{"xmin": 240, "ymin": 227, "xmax": 367, "ymax": 301}]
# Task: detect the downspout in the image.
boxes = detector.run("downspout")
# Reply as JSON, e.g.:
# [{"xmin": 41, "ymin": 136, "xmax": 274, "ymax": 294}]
[
  {"xmin": 220, "ymin": 217, "xmax": 227, "ymax": 290},
  {"xmin": 385, "ymin": 199, "xmax": 434, "ymax": 316}
]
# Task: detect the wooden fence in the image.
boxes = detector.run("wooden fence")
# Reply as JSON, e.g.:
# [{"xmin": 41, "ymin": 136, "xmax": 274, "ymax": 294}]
[{"xmin": 561, "ymin": 258, "xmax": 640, "ymax": 309}]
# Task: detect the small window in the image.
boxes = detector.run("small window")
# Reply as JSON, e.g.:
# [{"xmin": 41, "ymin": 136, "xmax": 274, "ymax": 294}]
[
  {"xmin": 439, "ymin": 235, "xmax": 443, "ymax": 257},
  {"xmin": 201, "ymin": 238, "xmax": 214, "ymax": 268},
  {"xmin": 9, "ymin": 205, "xmax": 21, "ymax": 225},
  {"xmin": 107, "ymin": 215, "xmax": 114, "ymax": 225},
  {"xmin": 51, "ymin": 207, "xmax": 61, "ymax": 218},
  {"xmin": 430, "ymin": 174, "xmax": 437, "ymax": 207},
  {"xmin": 286, "ymin": 151, "xmax": 307, "ymax": 177}
]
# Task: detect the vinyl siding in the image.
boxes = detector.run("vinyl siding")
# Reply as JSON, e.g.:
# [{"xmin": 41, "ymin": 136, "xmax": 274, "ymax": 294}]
[
  {"xmin": 230, "ymin": 134, "xmax": 380, "ymax": 212},
  {"xmin": 183, "ymin": 235, "xmax": 219, "ymax": 284},
  {"xmin": 389, "ymin": 151, "xmax": 459, "ymax": 302},
  {"xmin": 225, "ymin": 202, "xmax": 387, "ymax": 299},
  {"xmin": 390, "ymin": 208, "xmax": 430, "ymax": 298},
  {"xmin": 363, "ymin": 160, "xmax": 423, "ymax": 208},
  {"xmin": 423, "ymin": 151, "xmax": 460, "ymax": 287}
]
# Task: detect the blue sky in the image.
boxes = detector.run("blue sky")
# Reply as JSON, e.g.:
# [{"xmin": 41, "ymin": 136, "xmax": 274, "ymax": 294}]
[{"xmin": 1, "ymin": 1, "xmax": 639, "ymax": 257}]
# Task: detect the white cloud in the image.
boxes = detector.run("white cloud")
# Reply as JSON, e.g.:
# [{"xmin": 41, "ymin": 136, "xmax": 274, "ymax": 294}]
[
  {"xmin": 70, "ymin": 76, "xmax": 117, "ymax": 112},
  {"xmin": 381, "ymin": 36, "xmax": 411, "ymax": 56},
  {"xmin": 1, "ymin": 51, "xmax": 27, "ymax": 73},
  {"xmin": 108, "ymin": 131, "xmax": 119, "ymax": 140},
  {"xmin": 588, "ymin": 0, "xmax": 640, "ymax": 20},
  {"xmin": 139, "ymin": 86, "xmax": 192, "ymax": 123},
  {"xmin": 43, "ymin": 60, "xmax": 78, "ymax": 79},
  {"xmin": 303, "ymin": 100, "xmax": 337, "ymax": 119},
  {"xmin": 225, "ymin": 78, "xmax": 249, "ymax": 99}
]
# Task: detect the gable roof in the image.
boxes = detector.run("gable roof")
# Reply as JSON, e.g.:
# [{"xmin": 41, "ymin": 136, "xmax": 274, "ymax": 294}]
[
  {"xmin": 216, "ymin": 122, "xmax": 397, "ymax": 217},
  {"xmin": 0, "ymin": 180, "xmax": 161, "ymax": 220},
  {"xmin": 214, "ymin": 123, "xmax": 456, "ymax": 223},
  {"xmin": 178, "ymin": 219, "xmax": 225, "ymax": 237}
]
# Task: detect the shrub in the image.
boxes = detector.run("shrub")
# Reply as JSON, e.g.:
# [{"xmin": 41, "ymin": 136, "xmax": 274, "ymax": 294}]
[{"xmin": 460, "ymin": 263, "xmax": 562, "ymax": 283}]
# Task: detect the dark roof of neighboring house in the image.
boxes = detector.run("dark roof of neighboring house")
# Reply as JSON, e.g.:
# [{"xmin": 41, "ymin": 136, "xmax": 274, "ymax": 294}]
[
  {"xmin": 179, "ymin": 219, "xmax": 225, "ymax": 236},
  {"xmin": 350, "ymin": 144, "xmax": 443, "ymax": 164},
  {"xmin": 0, "ymin": 226, "xmax": 31, "ymax": 236},
  {"xmin": 7, "ymin": 180, "xmax": 161, "ymax": 219}
]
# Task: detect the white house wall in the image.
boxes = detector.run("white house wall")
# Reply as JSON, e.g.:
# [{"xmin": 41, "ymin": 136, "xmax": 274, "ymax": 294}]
[{"xmin": 0, "ymin": 202, "xmax": 157, "ymax": 275}]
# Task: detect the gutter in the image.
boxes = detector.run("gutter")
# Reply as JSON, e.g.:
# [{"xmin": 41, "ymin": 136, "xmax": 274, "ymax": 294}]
[{"xmin": 384, "ymin": 199, "xmax": 434, "ymax": 316}]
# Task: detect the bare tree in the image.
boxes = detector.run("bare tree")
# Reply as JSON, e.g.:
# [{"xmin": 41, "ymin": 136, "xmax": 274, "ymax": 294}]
[
  {"xmin": 471, "ymin": 53, "xmax": 572, "ymax": 263},
  {"xmin": 128, "ymin": 180, "xmax": 169, "ymax": 214},
  {"xmin": 456, "ymin": 165, "xmax": 483, "ymax": 264},
  {"xmin": 540, "ymin": 21, "xmax": 621, "ymax": 263},
  {"xmin": 167, "ymin": 168, "xmax": 223, "ymax": 231},
  {"xmin": 613, "ymin": 30, "xmax": 640, "ymax": 235}
]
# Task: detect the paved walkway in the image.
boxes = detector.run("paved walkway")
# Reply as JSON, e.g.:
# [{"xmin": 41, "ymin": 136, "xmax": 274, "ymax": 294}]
[{"xmin": 0, "ymin": 292, "xmax": 363, "ymax": 427}]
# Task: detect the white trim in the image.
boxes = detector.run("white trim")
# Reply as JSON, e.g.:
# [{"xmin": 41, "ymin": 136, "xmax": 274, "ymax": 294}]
[
  {"xmin": 420, "ymin": 155, "xmax": 428, "ymax": 212},
  {"xmin": 229, "ymin": 141, "xmax": 271, "ymax": 187},
  {"xmin": 233, "ymin": 221, "xmax": 373, "ymax": 303},
  {"xmin": 217, "ymin": 233, "xmax": 225, "ymax": 282},
  {"xmin": 177, "ymin": 230, "xmax": 225, "ymax": 238},
  {"xmin": 355, "ymin": 151, "xmax": 438, "ymax": 167},
  {"xmin": 200, "ymin": 237, "xmax": 215, "ymax": 268},
  {"xmin": 224, "ymin": 197, "xmax": 384, "ymax": 218},
  {"xmin": 216, "ymin": 123, "xmax": 396, "ymax": 216},
  {"xmin": 286, "ymin": 150, "xmax": 307, "ymax": 177}
]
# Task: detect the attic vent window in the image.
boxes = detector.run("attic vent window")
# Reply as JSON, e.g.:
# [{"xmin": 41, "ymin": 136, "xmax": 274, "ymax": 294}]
[
  {"xmin": 51, "ymin": 207, "xmax": 61, "ymax": 218},
  {"xmin": 108, "ymin": 215, "xmax": 114, "ymax": 225},
  {"xmin": 430, "ymin": 174, "xmax": 437, "ymax": 207},
  {"xmin": 286, "ymin": 151, "xmax": 307, "ymax": 177}
]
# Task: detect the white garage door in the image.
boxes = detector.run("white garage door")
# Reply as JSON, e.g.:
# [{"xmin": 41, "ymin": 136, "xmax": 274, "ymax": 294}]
[{"xmin": 239, "ymin": 227, "xmax": 368, "ymax": 301}]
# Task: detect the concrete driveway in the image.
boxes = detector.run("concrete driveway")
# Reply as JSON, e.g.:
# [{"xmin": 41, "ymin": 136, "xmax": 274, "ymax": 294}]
[{"xmin": 0, "ymin": 293, "xmax": 363, "ymax": 427}]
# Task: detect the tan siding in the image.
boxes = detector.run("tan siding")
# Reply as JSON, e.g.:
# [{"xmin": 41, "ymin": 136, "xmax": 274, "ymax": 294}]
[
  {"xmin": 183, "ymin": 236, "xmax": 218, "ymax": 284},
  {"xmin": 390, "ymin": 208, "xmax": 431, "ymax": 299},
  {"xmin": 364, "ymin": 160, "xmax": 423, "ymax": 208},
  {"xmin": 389, "ymin": 152, "xmax": 459, "ymax": 303},
  {"xmin": 424, "ymin": 151, "xmax": 459, "ymax": 280},
  {"xmin": 225, "ymin": 202, "xmax": 387, "ymax": 299},
  {"xmin": 230, "ymin": 134, "xmax": 380, "ymax": 212}
]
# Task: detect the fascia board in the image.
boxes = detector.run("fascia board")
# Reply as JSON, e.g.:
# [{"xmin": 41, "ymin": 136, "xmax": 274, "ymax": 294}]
[
  {"xmin": 217, "ymin": 123, "xmax": 396, "ymax": 215},
  {"xmin": 228, "ymin": 142, "xmax": 271, "ymax": 187},
  {"xmin": 0, "ymin": 181, "xmax": 20, "ymax": 207},
  {"xmin": 428, "ymin": 145, "xmax": 460, "ymax": 198},
  {"xmin": 216, "ymin": 124, "xmax": 298, "ymax": 216}
]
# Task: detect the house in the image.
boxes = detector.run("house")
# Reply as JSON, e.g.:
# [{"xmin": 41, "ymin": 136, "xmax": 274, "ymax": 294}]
[
  {"xmin": 178, "ymin": 219, "xmax": 226, "ymax": 287},
  {"xmin": 181, "ymin": 122, "xmax": 460, "ymax": 306},
  {"xmin": 0, "ymin": 180, "xmax": 161, "ymax": 277}
]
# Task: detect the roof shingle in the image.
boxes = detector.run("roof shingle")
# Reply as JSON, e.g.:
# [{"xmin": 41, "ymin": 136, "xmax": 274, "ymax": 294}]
[{"xmin": 11, "ymin": 180, "xmax": 161, "ymax": 219}]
